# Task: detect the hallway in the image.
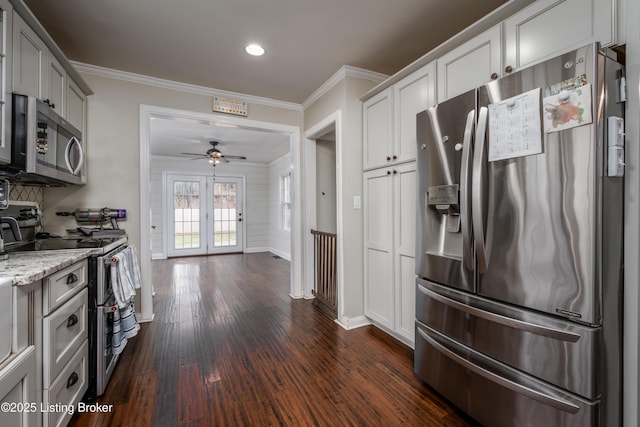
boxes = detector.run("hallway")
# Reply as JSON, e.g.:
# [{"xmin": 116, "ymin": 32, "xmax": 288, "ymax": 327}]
[{"xmin": 70, "ymin": 253, "xmax": 476, "ymax": 426}]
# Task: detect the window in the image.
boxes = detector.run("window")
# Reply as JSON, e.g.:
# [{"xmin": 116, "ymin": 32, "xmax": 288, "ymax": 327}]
[{"xmin": 281, "ymin": 173, "xmax": 291, "ymax": 231}]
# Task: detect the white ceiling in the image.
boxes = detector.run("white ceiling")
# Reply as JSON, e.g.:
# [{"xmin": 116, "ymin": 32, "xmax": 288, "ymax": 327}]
[
  {"xmin": 150, "ymin": 116, "xmax": 291, "ymax": 164},
  {"xmin": 24, "ymin": 0, "xmax": 507, "ymax": 163}
]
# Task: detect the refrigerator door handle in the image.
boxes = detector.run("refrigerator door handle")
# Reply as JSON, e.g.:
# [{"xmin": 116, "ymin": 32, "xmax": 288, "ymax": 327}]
[
  {"xmin": 418, "ymin": 284, "xmax": 581, "ymax": 342},
  {"xmin": 472, "ymin": 106, "xmax": 489, "ymax": 272},
  {"xmin": 460, "ymin": 110, "xmax": 475, "ymax": 271},
  {"xmin": 417, "ymin": 327, "xmax": 581, "ymax": 414}
]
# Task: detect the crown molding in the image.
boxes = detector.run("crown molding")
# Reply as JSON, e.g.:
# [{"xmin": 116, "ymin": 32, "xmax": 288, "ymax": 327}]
[
  {"xmin": 71, "ymin": 61, "xmax": 303, "ymax": 112},
  {"xmin": 302, "ymin": 65, "xmax": 388, "ymax": 110}
]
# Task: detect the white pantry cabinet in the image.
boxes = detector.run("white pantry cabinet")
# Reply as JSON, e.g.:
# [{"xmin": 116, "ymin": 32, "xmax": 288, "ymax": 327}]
[
  {"xmin": 393, "ymin": 63, "xmax": 436, "ymax": 165},
  {"xmin": 363, "ymin": 88, "xmax": 393, "ymax": 170},
  {"xmin": 364, "ymin": 162, "xmax": 416, "ymax": 346},
  {"xmin": 363, "ymin": 63, "xmax": 435, "ymax": 170}
]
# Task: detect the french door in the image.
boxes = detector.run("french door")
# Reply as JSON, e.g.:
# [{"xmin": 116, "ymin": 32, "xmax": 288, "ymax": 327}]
[
  {"xmin": 208, "ymin": 177, "xmax": 243, "ymax": 254},
  {"xmin": 166, "ymin": 174, "xmax": 244, "ymax": 257}
]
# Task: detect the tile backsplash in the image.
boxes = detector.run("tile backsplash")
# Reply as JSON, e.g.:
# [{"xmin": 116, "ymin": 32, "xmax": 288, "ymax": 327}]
[{"xmin": 9, "ymin": 183, "xmax": 44, "ymax": 206}]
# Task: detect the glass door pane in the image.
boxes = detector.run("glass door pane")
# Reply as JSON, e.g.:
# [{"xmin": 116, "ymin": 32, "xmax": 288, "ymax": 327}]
[
  {"xmin": 167, "ymin": 174, "xmax": 207, "ymax": 257},
  {"xmin": 174, "ymin": 180, "xmax": 201, "ymax": 249},
  {"xmin": 209, "ymin": 177, "xmax": 243, "ymax": 253}
]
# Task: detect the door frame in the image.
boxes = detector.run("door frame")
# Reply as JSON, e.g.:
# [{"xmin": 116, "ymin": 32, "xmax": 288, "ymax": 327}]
[
  {"xmin": 303, "ymin": 110, "xmax": 345, "ymax": 323},
  {"xmin": 140, "ymin": 105, "xmax": 303, "ymax": 322}
]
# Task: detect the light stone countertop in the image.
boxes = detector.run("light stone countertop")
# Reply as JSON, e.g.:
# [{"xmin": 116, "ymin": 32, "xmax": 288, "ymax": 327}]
[{"xmin": 1, "ymin": 249, "xmax": 95, "ymax": 285}]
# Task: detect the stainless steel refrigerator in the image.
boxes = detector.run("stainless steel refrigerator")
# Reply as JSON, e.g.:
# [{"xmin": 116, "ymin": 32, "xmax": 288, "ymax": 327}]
[{"xmin": 414, "ymin": 44, "xmax": 625, "ymax": 427}]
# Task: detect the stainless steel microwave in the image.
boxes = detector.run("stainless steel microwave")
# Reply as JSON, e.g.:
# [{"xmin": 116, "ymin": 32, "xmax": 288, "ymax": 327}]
[{"xmin": 6, "ymin": 93, "xmax": 85, "ymax": 186}]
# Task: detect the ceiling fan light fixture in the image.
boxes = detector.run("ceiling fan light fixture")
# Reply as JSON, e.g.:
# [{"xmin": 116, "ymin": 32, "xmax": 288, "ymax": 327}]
[{"xmin": 245, "ymin": 43, "xmax": 265, "ymax": 56}]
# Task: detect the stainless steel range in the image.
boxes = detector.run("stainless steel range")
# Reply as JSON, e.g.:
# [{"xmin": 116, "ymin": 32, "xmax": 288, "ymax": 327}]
[{"xmin": 3, "ymin": 203, "xmax": 130, "ymax": 402}]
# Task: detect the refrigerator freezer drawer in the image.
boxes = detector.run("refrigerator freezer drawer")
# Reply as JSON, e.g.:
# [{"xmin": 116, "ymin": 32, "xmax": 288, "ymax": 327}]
[
  {"xmin": 414, "ymin": 323, "xmax": 599, "ymax": 427},
  {"xmin": 416, "ymin": 279, "xmax": 600, "ymax": 399}
]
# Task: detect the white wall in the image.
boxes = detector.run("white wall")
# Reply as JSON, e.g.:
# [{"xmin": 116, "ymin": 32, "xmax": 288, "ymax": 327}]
[
  {"xmin": 316, "ymin": 138, "xmax": 337, "ymax": 233},
  {"xmin": 268, "ymin": 154, "xmax": 292, "ymax": 260},
  {"xmin": 304, "ymin": 76, "xmax": 380, "ymax": 322},
  {"xmin": 150, "ymin": 156, "xmax": 271, "ymax": 258}
]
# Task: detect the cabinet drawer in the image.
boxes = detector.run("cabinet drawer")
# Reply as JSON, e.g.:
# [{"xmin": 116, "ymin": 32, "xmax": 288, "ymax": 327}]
[
  {"xmin": 43, "ymin": 341, "xmax": 88, "ymax": 427},
  {"xmin": 43, "ymin": 288, "xmax": 87, "ymax": 386},
  {"xmin": 43, "ymin": 259, "xmax": 87, "ymax": 315}
]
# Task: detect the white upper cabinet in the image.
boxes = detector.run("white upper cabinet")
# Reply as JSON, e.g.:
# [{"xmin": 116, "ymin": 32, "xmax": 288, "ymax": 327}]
[
  {"xmin": 12, "ymin": 12, "xmax": 46, "ymax": 99},
  {"xmin": 393, "ymin": 63, "xmax": 435, "ymax": 163},
  {"xmin": 504, "ymin": 0, "xmax": 616, "ymax": 72},
  {"xmin": 363, "ymin": 88, "xmax": 393, "ymax": 170},
  {"xmin": 437, "ymin": 25, "xmax": 502, "ymax": 102},
  {"xmin": 46, "ymin": 54, "xmax": 65, "ymax": 116},
  {"xmin": 0, "ymin": 0, "xmax": 12, "ymax": 164},
  {"xmin": 66, "ymin": 78, "xmax": 87, "ymax": 136},
  {"xmin": 14, "ymin": 11, "xmax": 69, "ymax": 115}
]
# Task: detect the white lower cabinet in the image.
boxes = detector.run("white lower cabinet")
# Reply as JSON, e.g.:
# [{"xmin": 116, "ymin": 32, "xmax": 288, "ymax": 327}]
[
  {"xmin": 364, "ymin": 162, "xmax": 416, "ymax": 346},
  {"xmin": 41, "ymin": 260, "xmax": 88, "ymax": 427},
  {"xmin": 42, "ymin": 342, "xmax": 87, "ymax": 427},
  {"xmin": 0, "ymin": 347, "xmax": 37, "ymax": 427}
]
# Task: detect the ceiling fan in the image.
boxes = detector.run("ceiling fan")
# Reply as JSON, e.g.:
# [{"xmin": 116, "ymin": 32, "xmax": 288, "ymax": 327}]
[{"xmin": 181, "ymin": 140, "xmax": 247, "ymax": 164}]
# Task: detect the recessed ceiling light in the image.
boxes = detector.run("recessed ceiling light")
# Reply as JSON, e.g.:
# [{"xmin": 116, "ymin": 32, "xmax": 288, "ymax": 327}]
[{"xmin": 245, "ymin": 44, "xmax": 265, "ymax": 56}]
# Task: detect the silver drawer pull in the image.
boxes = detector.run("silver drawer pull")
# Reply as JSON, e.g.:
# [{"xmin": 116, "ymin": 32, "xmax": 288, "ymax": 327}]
[
  {"xmin": 418, "ymin": 284, "xmax": 581, "ymax": 342},
  {"xmin": 66, "ymin": 314, "xmax": 78, "ymax": 328},
  {"xmin": 417, "ymin": 327, "xmax": 580, "ymax": 414},
  {"xmin": 66, "ymin": 273, "xmax": 78, "ymax": 285},
  {"xmin": 66, "ymin": 372, "xmax": 79, "ymax": 389}
]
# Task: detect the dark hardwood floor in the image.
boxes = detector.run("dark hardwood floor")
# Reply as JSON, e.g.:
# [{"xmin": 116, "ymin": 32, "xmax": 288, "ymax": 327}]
[{"xmin": 69, "ymin": 253, "xmax": 477, "ymax": 427}]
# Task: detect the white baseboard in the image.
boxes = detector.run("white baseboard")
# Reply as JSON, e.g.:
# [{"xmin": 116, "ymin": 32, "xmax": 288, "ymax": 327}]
[
  {"xmin": 137, "ymin": 313, "xmax": 155, "ymax": 323},
  {"xmin": 269, "ymin": 248, "xmax": 291, "ymax": 261},
  {"xmin": 335, "ymin": 315, "xmax": 371, "ymax": 330},
  {"xmin": 289, "ymin": 292, "xmax": 305, "ymax": 299},
  {"xmin": 152, "ymin": 253, "xmax": 166, "ymax": 260},
  {"xmin": 244, "ymin": 247, "xmax": 269, "ymax": 253},
  {"xmin": 303, "ymin": 293, "xmax": 315, "ymax": 300}
]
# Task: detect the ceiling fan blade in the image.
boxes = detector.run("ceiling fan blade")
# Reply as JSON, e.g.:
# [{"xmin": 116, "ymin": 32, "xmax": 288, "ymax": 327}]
[
  {"xmin": 218, "ymin": 157, "xmax": 230, "ymax": 163},
  {"xmin": 222, "ymin": 155, "xmax": 247, "ymax": 160},
  {"xmin": 181, "ymin": 152, "xmax": 208, "ymax": 157}
]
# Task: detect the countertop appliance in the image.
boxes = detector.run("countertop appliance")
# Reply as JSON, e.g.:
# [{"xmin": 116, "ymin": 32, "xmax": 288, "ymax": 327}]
[
  {"xmin": 0, "ymin": 93, "xmax": 84, "ymax": 186},
  {"xmin": 414, "ymin": 43, "xmax": 624, "ymax": 427}
]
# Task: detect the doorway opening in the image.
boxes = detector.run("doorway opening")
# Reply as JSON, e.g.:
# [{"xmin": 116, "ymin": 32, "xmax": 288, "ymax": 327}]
[
  {"xmin": 140, "ymin": 105, "xmax": 303, "ymax": 321},
  {"xmin": 304, "ymin": 111, "xmax": 343, "ymax": 322}
]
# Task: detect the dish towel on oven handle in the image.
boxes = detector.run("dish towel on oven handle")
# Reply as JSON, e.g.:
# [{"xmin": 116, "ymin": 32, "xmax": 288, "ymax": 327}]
[{"xmin": 109, "ymin": 246, "xmax": 142, "ymax": 355}]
